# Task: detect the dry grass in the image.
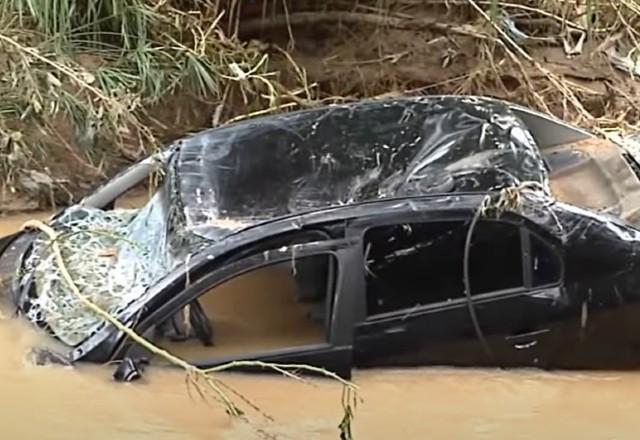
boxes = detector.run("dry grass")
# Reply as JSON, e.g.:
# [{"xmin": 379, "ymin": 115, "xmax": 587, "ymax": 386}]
[
  {"xmin": 250, "ymin": 1, "xmax": 640, "ymax": 136},
  {"xmin": 0, "ymin": 0, "xmax": 316, "ymax": 210}
]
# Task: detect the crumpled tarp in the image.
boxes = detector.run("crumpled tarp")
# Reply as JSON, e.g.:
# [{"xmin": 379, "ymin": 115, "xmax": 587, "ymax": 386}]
[{"xmin": 19, "ymin": 96, "xmax": 550, "ymax": 346}]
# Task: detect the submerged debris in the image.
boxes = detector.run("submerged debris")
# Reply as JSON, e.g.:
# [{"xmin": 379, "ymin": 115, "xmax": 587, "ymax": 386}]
[{"xmin": 113, "ymin": 357, "xmax": 149, "ymax": 382}]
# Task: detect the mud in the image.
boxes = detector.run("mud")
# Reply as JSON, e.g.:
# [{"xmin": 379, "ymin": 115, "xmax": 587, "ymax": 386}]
[{"xmin": 1, "ymin": 214, "xmax": 640, "ymax": 439}]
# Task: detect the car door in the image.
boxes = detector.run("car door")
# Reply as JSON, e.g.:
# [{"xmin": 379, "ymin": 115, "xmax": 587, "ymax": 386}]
[
  {"xmin": 351, "ymin": 213, "xmax": 577, "ymax": 370},
  {"xmin": 473, "ymin": 221, "xmax": 579, "ymax": 369},
  {"xmin": 352, "ymin": 217, "xmax": 497, "ymax": 368},
  {"xmin": 122, "ymin": 237, "xmax": 358, "ymax": 378}
]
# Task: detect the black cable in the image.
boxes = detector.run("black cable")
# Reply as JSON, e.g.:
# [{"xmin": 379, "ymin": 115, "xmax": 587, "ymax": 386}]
[{"xmin": 463, "ymin": 202, "xmax": 498, "ymax": 365}]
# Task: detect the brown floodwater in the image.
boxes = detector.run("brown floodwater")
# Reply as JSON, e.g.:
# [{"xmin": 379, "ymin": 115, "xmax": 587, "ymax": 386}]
[{"xmin": 1, "ymin": 213, "xmax": 640, "ymax": 440}]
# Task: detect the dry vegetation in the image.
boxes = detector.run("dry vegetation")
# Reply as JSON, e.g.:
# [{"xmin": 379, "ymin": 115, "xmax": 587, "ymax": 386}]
[{"xmin": 1, "ymin": 0, "xmax": 640, "ymax": 211}]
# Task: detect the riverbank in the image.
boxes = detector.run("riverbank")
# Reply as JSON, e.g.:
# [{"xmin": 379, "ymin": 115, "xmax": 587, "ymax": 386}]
[{"xmin": 3, "ymin": 1, "xmax": 640, "ymax": 212}]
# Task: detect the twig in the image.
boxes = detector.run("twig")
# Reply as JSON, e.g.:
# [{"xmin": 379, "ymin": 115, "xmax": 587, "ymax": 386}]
[
  {"xmin": 0, "ymin": 33, "xmax": 112, "ymax": 104},
  {"xmin": 45, "ymin": 123, "xmax": 107, "ymax": 178},
  {"xmin": 463, "ymin": 0, "xmax": 593, "ymax": 123},
  {"xmin": 463, "ymin": 201, "xmax": 495, "ymax": 363},
  {"xmin": 225, "ymin": 102, "xmax": 298, "ymax": 124},
  {"xmin": 20, "ymin": 219, "xmax": 360, "ymax": 438}
]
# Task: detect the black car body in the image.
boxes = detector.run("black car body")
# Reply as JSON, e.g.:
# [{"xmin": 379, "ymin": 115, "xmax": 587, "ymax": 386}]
[{"xmin": 3, "ymin": 95, "xmax": 640, "ymax": 379}]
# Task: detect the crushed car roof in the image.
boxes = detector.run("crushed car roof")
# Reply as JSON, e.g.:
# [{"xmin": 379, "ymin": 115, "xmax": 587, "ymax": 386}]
[{"xmin": 167, "ymin": 96, "xmax": 549, "ymax": 243}]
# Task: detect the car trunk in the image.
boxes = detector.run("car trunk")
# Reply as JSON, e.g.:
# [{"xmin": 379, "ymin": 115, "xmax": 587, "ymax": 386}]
[{"xmin": 544, "ymin": 138, "xmax": 640, "ymax": 227}]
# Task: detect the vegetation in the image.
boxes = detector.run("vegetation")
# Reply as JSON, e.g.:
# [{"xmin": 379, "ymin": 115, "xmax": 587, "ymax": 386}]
[
  {"xmin": 1, "ymin": 0, "xmax": 640, "ymax": 207},
  {"xmin": 0, "ymin": 0, "xmax": 307, "ymax": 208}
]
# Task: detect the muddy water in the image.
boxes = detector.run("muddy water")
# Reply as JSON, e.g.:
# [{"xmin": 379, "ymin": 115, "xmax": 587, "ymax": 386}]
[
  {"xmin": 159, "ymin": 263, "xmax": 326, "ymax": 361},
  {"xmin": 1, "ymin": 215, "xmax": 640, "ymax": 439}
]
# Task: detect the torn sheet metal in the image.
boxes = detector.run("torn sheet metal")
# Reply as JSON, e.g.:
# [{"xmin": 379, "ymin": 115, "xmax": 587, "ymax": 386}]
[
  {"xmin": 498, "ymin": 12, "xmax": 560, "ymax": 48},
  {"xmin": 545, "ymin": 138, "xmax": 640, "ymax": 226},
  {"xmin": 607, "ymin": 46, "xmax": 640, "ymax": 77}
]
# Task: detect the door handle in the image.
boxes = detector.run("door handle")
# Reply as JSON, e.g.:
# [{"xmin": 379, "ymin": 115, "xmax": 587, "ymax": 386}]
[
  {"xmin": 385, "ymin": 325, "xmax": 407, "ymax": 335},
  {"xmin": 513, "ymin": 339, "xmax": 538, "ymax": 350},
  {"xmin": 505, "ymin": 328, "xmax": 550, "ymax": 349}
]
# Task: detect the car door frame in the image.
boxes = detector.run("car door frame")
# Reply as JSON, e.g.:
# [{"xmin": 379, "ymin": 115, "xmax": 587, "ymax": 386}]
[
  {"xmin": 344, "ymin": 202, "xmax": 574, "ymax": 369},
  {"xmin": 345, "ymin": 205, "xmax": 497, "ymax": 367},
  {"xmin": 115, "ymin": 236, "xmax": 362, "ymax": 379},
  {"xmin": 474, "ymin": 214, "xmax": 575, "ymax": 368}
]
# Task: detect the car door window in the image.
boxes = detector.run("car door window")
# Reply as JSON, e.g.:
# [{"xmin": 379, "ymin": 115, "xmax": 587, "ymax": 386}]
[
  {"xmin": 529, "ymin": 232, "xmax": 562, "ymax": 287},
  {"xmin": 364, "ymin": 219, "xmax": 524, "ymax": 317},
  {"xmin": 153, "ymin": 253, "xmax": 337, "ymax": 363},
  {"xmin": 467, "ymin": 220, "xmax": 523, "ymax": 294}
]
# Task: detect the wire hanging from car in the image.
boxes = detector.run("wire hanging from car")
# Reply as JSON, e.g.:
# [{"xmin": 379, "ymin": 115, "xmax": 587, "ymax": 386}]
[{"xmin": 463, "ymin": 198, "xmax": 497, "ymax": 364}]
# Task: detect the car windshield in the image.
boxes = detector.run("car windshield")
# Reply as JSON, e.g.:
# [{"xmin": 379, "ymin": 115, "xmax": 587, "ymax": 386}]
[{"xmin": 15, "ymin": 95, "xmax": 549, "ymax": 348}]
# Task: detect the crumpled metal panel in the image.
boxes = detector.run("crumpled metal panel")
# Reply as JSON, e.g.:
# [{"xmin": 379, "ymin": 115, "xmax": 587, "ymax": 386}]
[
  {"xmin": 167, "ymin": 96, "xmax": 549, "ymax": 243},
  {"xmin": 546, "ymin": 138, "xmax": 640, "ymax": 227}
]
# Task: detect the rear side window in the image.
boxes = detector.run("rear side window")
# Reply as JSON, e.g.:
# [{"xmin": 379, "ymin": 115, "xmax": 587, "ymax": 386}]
[{"xmin": 364, "ymin": 220, "xmax": 524, "ymax": 316}]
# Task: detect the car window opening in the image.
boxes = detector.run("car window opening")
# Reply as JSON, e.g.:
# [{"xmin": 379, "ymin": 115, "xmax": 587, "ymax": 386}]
[
  {"xmin": 364, "ymin": 220, "xmax": 524, "ymax": 316},
  {"xmin": 152, "ymin": 254, "xmax": 336, "ymax": 363},
  {"xmin": 112, "ymin": 185, "xmax": 154, "ymax": 210},
  {"xmin": 95, "ymin": 176, "xmax": 157, "ymax": 212}
]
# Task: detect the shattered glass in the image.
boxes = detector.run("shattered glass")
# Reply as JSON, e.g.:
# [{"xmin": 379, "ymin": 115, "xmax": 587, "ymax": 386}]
[
  {"xmin": 22, "ymin": 190, "xmax": 171, "ymax": 346},
  {"xmin": 16, "ymin": 95, "xmax": 551, "ymax": 347}
]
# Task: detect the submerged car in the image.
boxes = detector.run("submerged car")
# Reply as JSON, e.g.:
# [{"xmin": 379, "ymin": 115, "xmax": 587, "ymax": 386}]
[{"xmin": 2, "ymin": 95, "xmax": 640, "ymax": 380}]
